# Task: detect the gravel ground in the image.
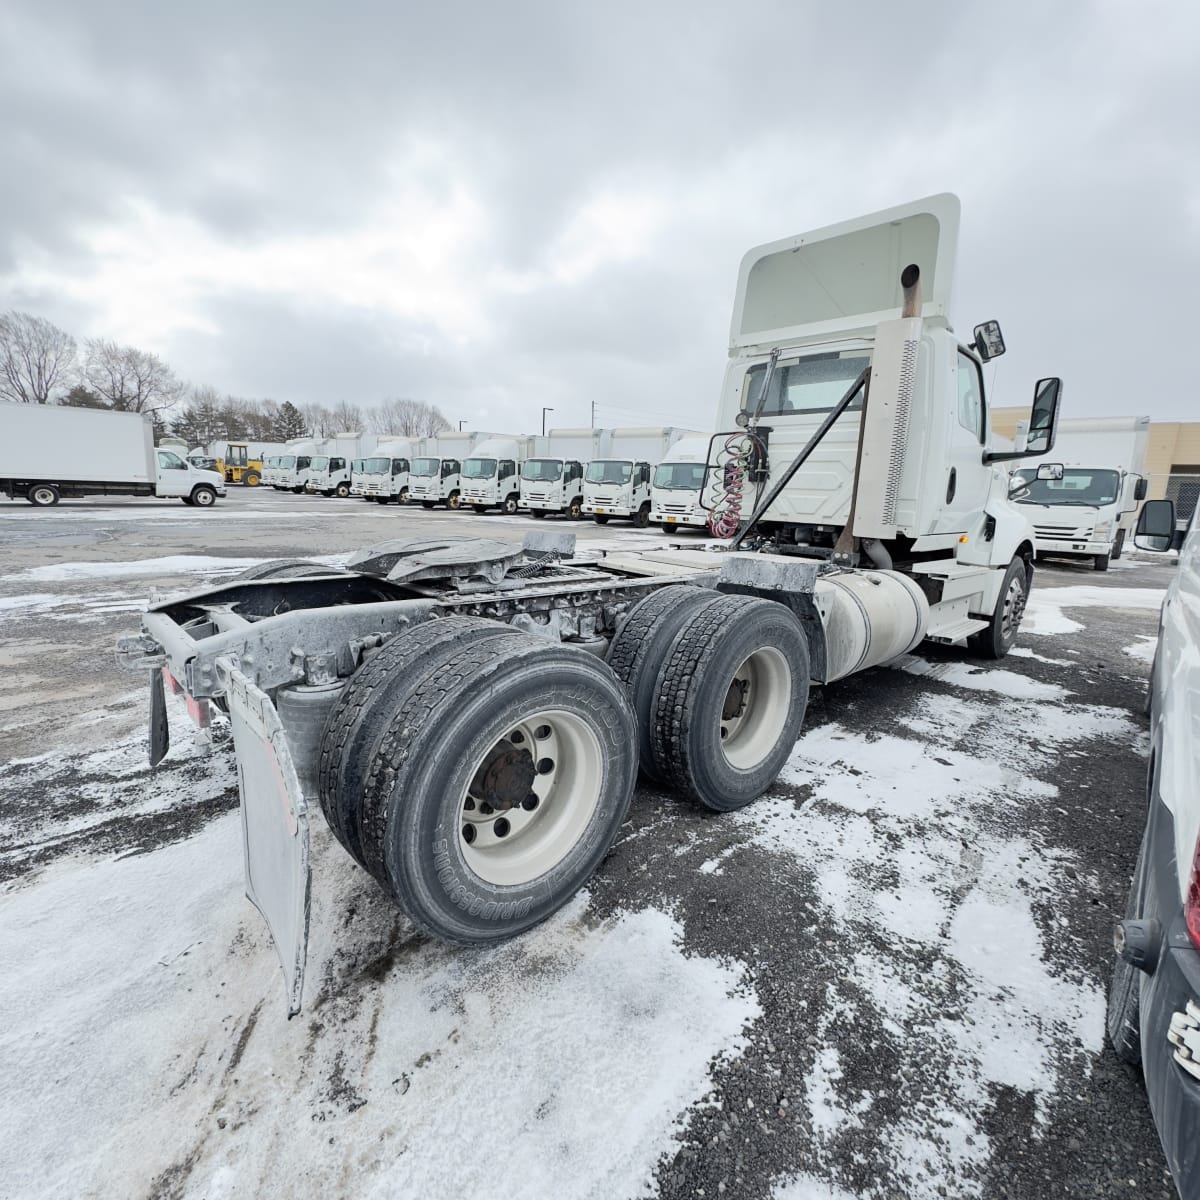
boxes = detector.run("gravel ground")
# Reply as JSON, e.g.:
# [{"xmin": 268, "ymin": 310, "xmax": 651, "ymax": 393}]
[{"xmin": 0, "ymin": 489, "xmax": 1181, "ymax": 1199}]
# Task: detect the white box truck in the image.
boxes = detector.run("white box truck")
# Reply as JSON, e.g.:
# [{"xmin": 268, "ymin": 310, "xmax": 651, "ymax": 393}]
[
  {"xmin": 306, "ymin": 433, "xmax": 377, "ymax": 498},
  {"xmin": 461, "ymin": 436, "xmax": 536, "ymax": 513},
  {"xmin": 122, "ymin": 194, "xmax": 1064, "ymax": 1013},
  {"xmin": 0, "ymin": 401, "xmax": 227, "ymax": 508},
  {"xmin": 1011, "ymin": 415, "xmax": 1150, "ymax": 570},
  {"xmin": 519, "ymin": 429, "xmax": 612, "ymax": 519},
  {"xmin": 357, "ymin": 438, "xmax": 418, "ymax": 503},
  {"xmin": 649, "ymin": 434, "xmax": 714, "ymax": 531},
  {"xmin": 583, "ymin": 427, "xmax": 698, "ymax": 526},
  {"xmin": 409, "ymin": 432, "xmax": 493, "ymax": 509},
  {"xmin": 275, "ymin": 438, "xmax": 324, "ymax": 492}
]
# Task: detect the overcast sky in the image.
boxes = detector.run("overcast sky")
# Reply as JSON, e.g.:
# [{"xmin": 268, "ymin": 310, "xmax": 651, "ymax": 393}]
[{"xmin": 2, "ymin": 0, "xmax": 1197, "ymax": 431}]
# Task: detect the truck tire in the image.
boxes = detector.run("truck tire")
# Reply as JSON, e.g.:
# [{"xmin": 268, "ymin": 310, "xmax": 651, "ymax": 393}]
[
  {"xmin": 531, "ymin": 509, "xmax": 546, "ymax": 519},
  {"xmin": 968, "ymin": 556, "xmax": 1029, "ymax": 659},
  {"xmin": 568, "ymin": 497, "xmax": 583, "ymax": 520},
  {"xmin": 422, "ymin": 501, "xmax": 435, "ymax": 510},
  {"xmin": 1107, "ymin": 830, "xmax": 1148, "ymax": 1066},
  {"xmin": 1094, "ymin": 552, "xmax": 1110, "ymax": 572},
  {"xmin": 651, "ymin": 595, "xmax": 810, "ymax": 811},
  {"xmin": 1111, "ymin": 528, "xmax": 1126, "ymax": 560},
  {"xmin": 336, "ymin": 482, "xmax": 351, "ymax": 498},
  {"xmin": 502, "ymin": 494, "xmax": 519, "ymax": 515},
  {"xmin": 28, "ymin": 483, "xmax": 60, "ymax": 507},
  {"xmin": 190, "ymin": 485, "xmax": 217, "ymax": 508},
  {"xmin": 593, "ymin": 515, "xmax": 610, "ymax": 525},
  {"xmin": 318, "ymin": 617, "xmax": 513, "ymax": 863},
  {"xmin": 292, "ymin": 486, "xmax": 305, "ymax": 494},
  {"xmin": 634, "ymin": 502, "xmax": 651, "ymax": 528},
  {"xmin": 607, "ymin": 584, "xmax": 724, "ymax": 783},
  {"xmin": 399, "ymin": 488, "xmax": 409, "ymax": 505},
  {"xmin": 375, "ymin": 496, "xmax": 390, "ymax": 504},
  {"xmin": 473, "ymin": 505, "xmax": 488, "ymax": 514},
  {"xmin": 245, "ymin": 471, "xmax": 261, "ymax": 487},
  {"xmin": 447, "ymin": 492, "xmax": 462, "ymax": 510},
  {"xmin": 354, "ymin": 633, "xmax": 638, "ymax": 942}
]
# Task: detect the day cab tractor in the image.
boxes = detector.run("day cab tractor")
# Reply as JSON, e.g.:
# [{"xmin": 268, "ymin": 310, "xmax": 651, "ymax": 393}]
[{"xmin": 119, "ymin": 194, "xmax": 1062, "ymax": 1012}]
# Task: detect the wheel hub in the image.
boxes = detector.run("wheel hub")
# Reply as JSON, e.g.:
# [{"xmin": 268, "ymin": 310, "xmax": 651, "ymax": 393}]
[
  {"xmin": 471, "ymin": 744, "xmax": 536, "ymax": 812},
  {"xmin": 722, "ymin": 678, "xmax": 749, "ymax": 721}
]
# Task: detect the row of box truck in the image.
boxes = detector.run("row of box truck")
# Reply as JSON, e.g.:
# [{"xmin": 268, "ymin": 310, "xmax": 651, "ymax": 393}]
[{"xmin": 259, "ymin": 427, "xmax": 718, "ymax": 527}]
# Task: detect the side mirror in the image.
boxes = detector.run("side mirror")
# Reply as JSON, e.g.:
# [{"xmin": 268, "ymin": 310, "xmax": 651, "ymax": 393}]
[
  {"xmin": 1135, "ymin": 499, "xmax": 1176, "ymax": 552},
  {"xmin": 1025, "ymin": 377, "xmax": 1062, "ymax": 455},
  {"xmin": 1037, "ymin": 463, "xmax": 1064, "ymax": 481},
  {"xmin": 1008, "ymin": 475, "xmax": 1030, "ymax": 499},
  {"xmin": 1134, "ymin": 476, "xmax": 1149, "ymax": 502},
  {"xmin": 972, "ymin": 320, "xmax": 1006, "ymax": 362}
]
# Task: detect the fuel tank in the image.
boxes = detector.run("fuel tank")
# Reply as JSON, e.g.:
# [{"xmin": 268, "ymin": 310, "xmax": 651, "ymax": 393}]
[{"xmin": 814, "ymin": 569, "xmax": 929, "ymax": 682}]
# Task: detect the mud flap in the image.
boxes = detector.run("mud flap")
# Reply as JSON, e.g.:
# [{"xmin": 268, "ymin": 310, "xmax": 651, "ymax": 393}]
[
  {"xmin": 217, "ymin": 657, "xmax": 311, "ymax": 1016},
  {"xmin": 148, "ymin": 669, "xmax": 170, "ymax": 767}
]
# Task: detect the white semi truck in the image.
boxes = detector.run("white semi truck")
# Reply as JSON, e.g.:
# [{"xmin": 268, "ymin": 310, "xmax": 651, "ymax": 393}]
[
  {"xmin": 0, "ymin": 401, "xmax": 227, "ymax": 508},
  {"xmin": 1011, "ymin": 415, "xmax": 1150, "ymax": 571},
  {"xmin": 519, "ymin": 429, "xmax": 612, "ymax": 519},
  {"xmin": 408, "ymin": 432, "xmax": 488, "ymax": 509},
  {"xmin": 357, "ymin": 438, "xmax": 418, "ymax": 504},
  {"xmin": 582, "ymin": 428, "xmax": 697, "ymax": 526},
  {"xmin": 275, "ymin": 438, "xmax": 324, "ymax": 493},
  {"xmin": 120, "ymin": 193, "xmax": 1061, "ymax": 1013},
  {"xmin": 649, "ymin": 435, "xmax": 713, "ymax": 531},
  {"xmin": 306, "ymin": 433, "xmax": 377, "ymax": 498},
  {"xmin": 461, "ymin": 436, "xmax": 536, "ymax": 513}
]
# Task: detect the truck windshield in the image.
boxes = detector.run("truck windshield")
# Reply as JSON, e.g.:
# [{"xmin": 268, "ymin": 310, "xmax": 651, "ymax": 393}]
[
  {"xmin": 585, "ymin": 460, "xmax": 632, "ymax": 485},
  {"xmin": 1012, "ymin": 468, "xmax": 1121, "ymax": 507},
  {"xmin": 742, "ymin": 350, "xmax": 869, "ymax": 416},
  {"xmin": 463, "ymin": 458, "xmax": 497, "ymax": 479},
  {"xmin": 522, "ymin": 459, "xmax": 563, "ymax": 482},
  {"xmin": 309, "ymin": 456, "xmax": 329, "ymax": 471},
  {"xmin": 278, "ymin": 456, "xmax": 296, "ymax": 468},
  {"xmin": 654, "ymin": 462, "xmax": 706, "ymax": 490},
  {"xmin": 411, "ymin": 457, "xmax": 439, "ymax": 476},
  {"xmin": 363, "ymin": 457, "xmax": 390, "ymax": 473}
]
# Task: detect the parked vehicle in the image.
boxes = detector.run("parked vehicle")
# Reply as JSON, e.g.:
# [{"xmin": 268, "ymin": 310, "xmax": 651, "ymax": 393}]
[
  {"xmin": 357, "ymin": 438, "xmax": 418, "ymax": 504},
  {"xmin": 190, "ymin": 448, "xmax": 220, "ymax": 473},
  {"xmin": 275, "ymin": 438, "xmax": 324, "ymax": 493},
  {"xmin": 519, "ymin": 429, "xmax": 611, "ymax": 519},
  {"xmin": 121, "ymin": 193, "xmax": 1060, "ymax": 1012},
  {"xmin": 306, "ymin": 434, "xmax": 377, "ymax": 498},
  {"xmin": 0, "ymin": 401, "xmax": 227, "ymax": 507},
  {"xmin": 649, "ymin": 435, "xmax": 713, "ymax": 531},
  {"xmin": 1108, "ymin": 496, "xmax": 1200, "ymax": 1195},
  {"xmin": 211, "ymin": 441, "xmax": 288, "ymax": 488},
  {"xmin": 409, "ymin": 432, "xmax": 492, "ymax": 509},
  {"xmin": 582, "ymin": 428, "xmax": 696, "ymax": 526},
  {"xmin": 461, "ymin": 436, "xmax": 536, "ymax": 514},
  {"xmin": 1012, "ymin": 415, "xmax": 1150, "ymax": 571}
]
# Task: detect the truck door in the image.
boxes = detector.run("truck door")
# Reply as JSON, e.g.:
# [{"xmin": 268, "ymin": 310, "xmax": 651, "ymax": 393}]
[{"xmin": 938, "ymin": 349, "xmax": 992, "ymax": 532}]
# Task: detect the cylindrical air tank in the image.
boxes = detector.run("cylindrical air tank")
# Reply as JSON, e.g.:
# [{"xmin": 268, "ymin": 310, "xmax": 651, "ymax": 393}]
[{"xmin": 814, "ymin": 569, "xmax": 929, "ymax": 682}]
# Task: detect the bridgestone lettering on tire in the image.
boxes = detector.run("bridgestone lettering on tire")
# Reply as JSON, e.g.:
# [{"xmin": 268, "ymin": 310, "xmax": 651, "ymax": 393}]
[
  {"xmin": 317, "ymin": 617, "xmax": 513, "ymax": 863},
  {"xmin": 606, "ymin": 584, "xmax": 724, "ymax": 783},
  {"xmin": 650, "ymin": 594, "xmax": 810, "ymax": 812},
  {"xmin": 353, "ymin": 632, "xmax": 638, "ymax": 942}
]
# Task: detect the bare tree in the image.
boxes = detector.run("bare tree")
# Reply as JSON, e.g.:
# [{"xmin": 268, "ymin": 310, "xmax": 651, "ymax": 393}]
[
  {"xmin": 329, "ymin": 398, "xmax": 364, "ymax": 431},
  {"xmin": 169, "ymin": 385, "xmax": 226, "ymax": 448},
  {"xmin": 367, "ymin": 396, "xmax": 452, "ymax": 437},
  {"xmin": 0, "ymin": 311, "xmax": 77, "ymax": 404},
  {"xmin": 82, "ymin": 338, "xmax": 184, "ymax": 415}
]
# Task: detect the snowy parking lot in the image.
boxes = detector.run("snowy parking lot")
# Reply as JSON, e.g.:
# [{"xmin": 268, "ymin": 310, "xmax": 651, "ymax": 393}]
[{"xmin": 0, "ymin": 490, "xmax": 1180, "ymax": 1199}]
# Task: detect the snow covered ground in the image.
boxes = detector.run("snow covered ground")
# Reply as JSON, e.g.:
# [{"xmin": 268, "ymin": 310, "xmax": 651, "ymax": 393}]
[{"xmin": 0, "ymin": 502, "xmax": 1181, "ymax": 1200}]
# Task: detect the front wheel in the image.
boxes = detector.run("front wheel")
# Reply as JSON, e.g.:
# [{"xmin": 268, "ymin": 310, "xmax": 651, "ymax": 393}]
[
  {"xmin": 1094, "ymin": 553, "xmax": 1111, "ymax": 572},
  {"xmin": 398, "ymin": 488, "xmax": 409, "ymax": 505},
  {"xmin": 190, "ymin": 485, "xmax": 217, "ymax": 508},
  {"xmin": 633, "ymin": 503, "xmax": 651, "ymax": 529},
  {"xmin": 502, "ymin": 494, "xmax": 519, "ymax": 516},
  {"xmin": 336, "ymin": 482, "xmax": 351, "ymax": 498},
  {"xmin": 568, "ymin": 498, "xmax": 583, "ymax": 520},
  {"xmin": 352, "ymin": 633, "xmax": 638, "ymax": 943},
  {"xmin": 447, "ymin": 492, "xmax": 462, "ymax": 510},
  {"xmin": 1111, "ymin": 528, "xmax": 1126, "ymax": 560},
  {"xmin": 968, "ymin": 557, "xmax": 1029, "ymax": 660},
  {"xmin": 28, "ymin": 483, "xmax": 60, "ymax": 507},
  {"xmin": 244, "ymin": 471, "xmax": 261, "ymax": 487}
]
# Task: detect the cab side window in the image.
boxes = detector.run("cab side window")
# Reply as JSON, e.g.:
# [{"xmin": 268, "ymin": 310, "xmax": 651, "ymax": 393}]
[
  {"xmin": 566, "ymin": 461, "xmax": 581, "ymax": 482},
  {"xmin": 956, "ymin": 351, "xmax": 985, "ymax": 442},
  {"xmin": 637, "ymin": 462, "xmax": 650, "ymax": 485},
  {"xmin": 499, "ymin": 459, "xmax": 515, "ymax": 479},
  {"xmin": 157, "ymin": 450, "xmax": 186, "ymax": 470}
]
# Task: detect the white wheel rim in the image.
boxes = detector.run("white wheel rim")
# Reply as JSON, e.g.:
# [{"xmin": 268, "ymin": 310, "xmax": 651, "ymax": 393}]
[
  {"xmin": 1000, "ymin": 573, "xmax": 1027, "ymax": 639},
  {"xmin": 458, "ymin": 708, "xmax": 603, "ymax": 886},
  {"xmin": 719, "ymin": 647, "xmax": 791, "ymax": 770}
]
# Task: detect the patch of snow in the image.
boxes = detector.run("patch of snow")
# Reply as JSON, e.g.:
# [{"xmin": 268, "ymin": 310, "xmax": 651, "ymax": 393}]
[
  {"xmin": 892, "ymin": 655, "xmax": 1069, "ymax": 700},
  {"xmin": 0, "ymin": 592, "xmax": 71, "ymax": 612},
  {"xmin": 1122, "ymin": 636, "xmax": 1157, "ymax": 664},
  {"xmin": 1008, "ymin": 646, "xmax": 1073, "ymax": 666},
  {"xmin": 0, "ymin": 816, "xmax": 757, "ymax": 1200},
  {"xmin": 1022, "ymin": 585, "xmax": 1164, "ymax": 636}
]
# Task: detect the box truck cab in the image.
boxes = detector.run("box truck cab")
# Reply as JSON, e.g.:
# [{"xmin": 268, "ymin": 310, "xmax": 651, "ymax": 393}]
[
  {"xmin": 520, "ymin": 429, "xmax": 611, "ymax": 519},
  {"xmin": 649, "ymin": 435, "xmax": 713, "ymax": 531},
  {"xmin": 1010, "ymin": 415, "xmax": 1150, "ymax": 571},
  {"xmin": 359, "ymin": 438, "xmax": 416, "ymax": 504},
  {"xmin": 306, "ymin": 434, "xmax": 374, "ymax": 498},
  {"xmin": 462, "ymin": 437, "xmax": 534, "ymax": 514},
  {"xmin": 409, "ymin": 432, "xmax": 487, "ymax": 509},
  {"xmin": 276, "ymin": 439, "xmax": 322, "ymax": 492},
  {"xmin": 583, "ymin": 428, "xmax": 693, "ymax": 526}
]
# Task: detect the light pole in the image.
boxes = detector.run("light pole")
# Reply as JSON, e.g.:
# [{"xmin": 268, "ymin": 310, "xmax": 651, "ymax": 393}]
[
  {"xmin": 541, "ymin": 407, "xmax": 554, "ymax": 436},
  {"xmin": 458, "ymin": 419, "xmax": 466, "ymax": 431}
]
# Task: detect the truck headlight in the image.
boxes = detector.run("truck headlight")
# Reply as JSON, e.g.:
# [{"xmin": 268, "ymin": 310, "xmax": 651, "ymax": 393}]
[{"xmin": 1093, "ymin": 520, "xmax": 1113, "ymax": 540}]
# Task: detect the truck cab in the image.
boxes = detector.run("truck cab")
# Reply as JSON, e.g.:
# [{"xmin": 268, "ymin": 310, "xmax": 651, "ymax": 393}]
[
  {"xmin": 305, "ymin": 455, "xmax": 351, "ymax": 497},
  {"xmin": 409, "ymin": 456, "xmax": 464, "ymax": 508},
  {"xmin": 650, "ymin": 435, "xmax": 712, "ymax": 531},
  {"xmin": 520, "ymin": 457, "xmax": 585, "ymax": 518},
  {"xmin": 583, "ymin": 459, "xmax": 653, "ymax": 525},
  {"xmin": 461, "ymin": 437, "xmax": 530, "ymax": 514}
]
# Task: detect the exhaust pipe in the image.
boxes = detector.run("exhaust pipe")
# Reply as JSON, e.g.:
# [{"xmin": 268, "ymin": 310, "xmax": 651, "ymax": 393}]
[{"xmin": 900, "ymin": 263, "xmax": 921, "ymax": 318}]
